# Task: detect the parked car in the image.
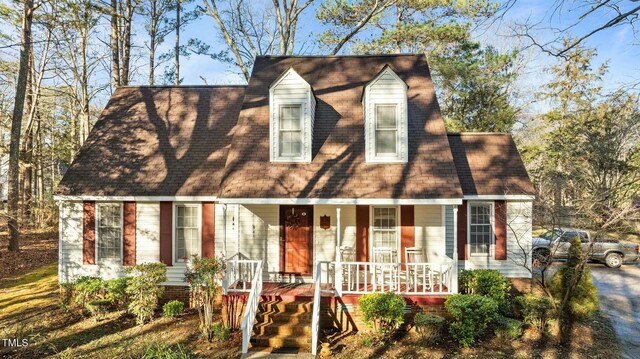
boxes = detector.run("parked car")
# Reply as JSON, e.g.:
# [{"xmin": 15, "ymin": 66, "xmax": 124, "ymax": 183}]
[{"xmin": 532, "ymin": 228, "xmax": 640, "ymax": 268}]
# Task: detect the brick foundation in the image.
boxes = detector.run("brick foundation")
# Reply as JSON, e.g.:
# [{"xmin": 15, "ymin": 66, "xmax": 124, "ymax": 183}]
[
  {"xmin": 161, "ymin": 285, "xmax": 190, "ymax": 306},
  {"xmin": 509, "ymin": 277, "xmax": 534, "ymax": 296}
]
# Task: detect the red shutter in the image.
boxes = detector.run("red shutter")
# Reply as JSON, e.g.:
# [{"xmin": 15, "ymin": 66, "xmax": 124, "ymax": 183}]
[
  {"xmin": 494, "ymin": 201, "xmax": 507, "ymax": 260},
  {"xmin": 201, "ymin": 202, "xmax": 215, "ymax": 258},
  {"xmin": 400, "ymin": 205, "xmax": 415, "ymax": 263},
  {"xmin": 457, "ymin": 201, "xmax": 467, "ymax": 260},
  {"xmin": 159, "ymin": 202, "xmax": 173, "ymax": 266},
  {"xmin": 123, "ymin": 202, "xmax": 136, "ymax": 266},
  {"xmin": 355, "ymin": 205, "xmax": 369, "ymax": 262},
  {"xmin": 83, "ymin": 201, "xmax": 96, "ymax": 265}
]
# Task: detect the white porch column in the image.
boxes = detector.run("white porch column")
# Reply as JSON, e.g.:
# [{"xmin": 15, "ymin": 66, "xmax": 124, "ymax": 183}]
[
  {"xmin": 335, "ymin": 207, "xmax": 343, "ymax": 296},
  {"xmin": 452, "ymin": 206, "xmax": 459, "ymax": 293}
]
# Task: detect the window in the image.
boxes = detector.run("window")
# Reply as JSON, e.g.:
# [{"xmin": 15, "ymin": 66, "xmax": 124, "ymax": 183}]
[
  {"xmin": 469, "ymin": 203, "xmax": 492, "ymax": 255},
  {"xmin": 375, "ymin": 105, "xmax": 398, "ymax": 156},
  {"xmin": 372, "ymin": 207, "xmax": 398, "ymax": 252},
  {"xmin": 279, "ymin": 105, "xmax": 302, "ymax": 157},
  {"xmin": 175, "ymin": 204, "xmax": 200, "ymax": 262},
  {"xmin": 97, "ymin": 203, "xmax": 122, "ymax": 262}
]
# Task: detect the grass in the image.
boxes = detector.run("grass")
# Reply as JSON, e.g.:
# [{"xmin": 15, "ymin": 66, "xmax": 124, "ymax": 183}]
[{"xmin": 0, "ymin": 263, "xmax": 241, "ymax": 359}]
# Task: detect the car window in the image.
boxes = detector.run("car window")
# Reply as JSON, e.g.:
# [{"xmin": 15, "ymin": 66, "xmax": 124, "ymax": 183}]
[
  {"xmin": 560, "ymin": 232, "xmax": 579, "ymax": 242},
  {"xmin": 540, "ymin": 230, "xmax": 561, "ymax": 241},
  {"xmin": 579, "ymin": 232, "xmax": 590, "ymax": 243}
]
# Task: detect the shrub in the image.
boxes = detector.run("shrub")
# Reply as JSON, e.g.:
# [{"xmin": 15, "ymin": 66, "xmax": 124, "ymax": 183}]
[
  {"xmin": 142, "ymin": 343, "xmax": 193, "ymax": 359},
  {"xmin": 212, "ymin": 323, "xmax": 230, "ymax": 342},
  {"xmin": 550, "ymin": 237, "xmax": 599, "ymax": 320},
  {"xmin": 73, "ymin": 276, "xmax": 105, "ymax": 309},
  {"xmin": 494, "ymin": 315, "xmax": 522, "ymax": 342},
  {"xmin": 184, "ymin": 256, "xmax": 226, "ymax": 341},
  {"xmin": 459, "ymin": 269, "xmax": 512, "ymax": 312},
  {"xmin": 445, "ymin": 294, "xmax": 499, "ymax": 347},
  {"xmin": 515, "ymin": 294, "xmax": 553, "ymax": 332},
  {"xmin": 87, "ymin": 299, "xmax": 112, "ymax": 320},
  {"xmin": 59, "ymin": 283, "xmax": 74, "ymax": 309},
  {"xmin": 413, "ymin": 313, "xmax": 445, "ymax": 345},
  {"xmin": 359, "ymin": 292, "xmax": 406, "ymax": 338},
  {"xmin": 126, "ymin": 263, "xmax": 167, "ymax": 325},
  {"xmin": 358, "ymin": 333, "xmax": 375, "ymax": 348},
  {"xmin": 106, "ymin": 277, "xmax": 131, "ymax": 308},
  {"xmin": 163, "ymin": 300, "xmax": 185, "ymax": 318}
]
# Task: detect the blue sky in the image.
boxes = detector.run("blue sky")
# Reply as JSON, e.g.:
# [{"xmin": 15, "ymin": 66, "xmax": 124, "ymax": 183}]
[{"xmin": 163, "ymin": 0, "xmax": 640, "ymax": 98}]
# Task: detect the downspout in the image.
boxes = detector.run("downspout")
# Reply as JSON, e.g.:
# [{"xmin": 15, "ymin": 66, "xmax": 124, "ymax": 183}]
[
  {"xmin": 222, "ymin": 204, "xmax": 227, "ymax": 257},
  {"xmin": 452, "ymin": 206, "xmax": 459, "ymax": 293},
  {"xmin": 335, "ymin": 207, "xmax": 343, "ymax": 296}
]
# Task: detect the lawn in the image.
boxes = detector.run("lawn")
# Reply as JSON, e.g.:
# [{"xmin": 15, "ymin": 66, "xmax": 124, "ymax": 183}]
[{"xmin": 0, "ymin": 263, "xmax": 242, "ymax": 358}]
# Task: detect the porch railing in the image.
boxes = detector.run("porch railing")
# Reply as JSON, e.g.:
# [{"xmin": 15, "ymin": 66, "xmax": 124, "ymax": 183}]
[
  {"xmin": 240, "ymin": 260, "xmax": 263, "ymax": 354},
  {"xmin": 222, "ymin": 258, "xmax": 261, "ymax": 294}
]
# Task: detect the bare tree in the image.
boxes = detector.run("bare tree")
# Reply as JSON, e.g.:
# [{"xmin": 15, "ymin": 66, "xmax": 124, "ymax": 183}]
[
  {"xmin": 7, "ymin": 0, "xmax": 37, "ymax": 251},
  {"xmin": 142, "ymin": 0, "xmax": 174, "ymax": 85}
]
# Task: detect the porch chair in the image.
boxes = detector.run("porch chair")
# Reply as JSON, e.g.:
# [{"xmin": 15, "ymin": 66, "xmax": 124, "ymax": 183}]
[
  {"xmin": 340, "ymin": 246, "xmax": 356, "ymax": 290},
  {"xmin": 404, "ymin": 247, "xmax": 428, "ymax": 291},
  {"xmin": 372, "ymin": 247, "xmax": 398, "ymax": 291}
]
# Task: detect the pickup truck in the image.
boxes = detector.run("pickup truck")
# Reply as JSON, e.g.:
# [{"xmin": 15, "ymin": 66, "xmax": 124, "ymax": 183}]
[{"xmin": 532, "ymin": 228, "xmax": 640, "ymax": 268}]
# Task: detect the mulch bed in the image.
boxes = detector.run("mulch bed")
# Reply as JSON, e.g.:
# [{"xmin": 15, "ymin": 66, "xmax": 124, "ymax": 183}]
[{"xmin": 0, "ymin": 228, "xmax": 58, "ymax": 283}]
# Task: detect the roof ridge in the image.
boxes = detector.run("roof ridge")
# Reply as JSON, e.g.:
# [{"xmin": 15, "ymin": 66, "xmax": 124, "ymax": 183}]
[
  {"xmin": 447, "ymin": 132, "xmax": 512, "ymax": 136},
  {"xmin": 117, "ymin": 85, "xmax": 248, "ymax": 88},
  {"xmin": 257, "ymin": 53, "xmax": 423, "ymax": 59}
]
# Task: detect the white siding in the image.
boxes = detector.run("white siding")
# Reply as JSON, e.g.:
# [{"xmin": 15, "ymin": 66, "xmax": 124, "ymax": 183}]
[
  {"xmin": 136, "ymin": 202, "xmax": 160, "ymax": 264},
  {"xmin": 313, "ymin": 205, "xmax": 357, "ymax": 280},
  {"xmin": 459, "ymin": 201, "xmax": 533, "ymax": 278},
  {"xmin": 414, "ymin": 205, "xmax": 446, "ymax": 263},
  {"xmin": 58, "ymin": 201, "xmax": 125, "ymax": 283},
  {"xmin": 269, "ymin": 68, "xmax": 315, "ymax": 163},
  {"xmin": 363, "ymin": 67, "xmax": 408, "ymax": 163},
  {"xmin": 237, "ymin": 205, "xmax": 280, "ymax": 281}
]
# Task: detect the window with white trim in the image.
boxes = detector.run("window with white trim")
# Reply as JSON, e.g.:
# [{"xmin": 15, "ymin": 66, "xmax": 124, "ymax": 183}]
[
  {"xmin": 372, "ymin": 207, "xmax": 398, "ymax": 252},
  {"xmin": 469, "ymin": 203, "xmax": 493, "ymax": 255},
  {"xmin": 363, "ymin": 67, "xmax": 408, "ymax": 163},
  {"xmin": 375, "ymin": 104, "xmax": 398, "ymax": 156},
  {"xmin": 279, "ymin": 105, "xmax": 302, "ymax": 157},
  {"xmin": 175, "ymin": 204, "xmax": 200, "ymax": 262},
  {"xmin": 97, "ymin": 203, "xmax": 122, "ymax": 262}
]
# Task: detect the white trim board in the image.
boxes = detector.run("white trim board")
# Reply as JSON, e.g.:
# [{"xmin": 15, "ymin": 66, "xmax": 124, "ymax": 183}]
[
  {"xmin": 54, "ymin": 195, "xmax": 218, "ymax": 202},
  {"xmin": 216, "ymin": 198, "xmax": 463, "ymax": 205},
  {"xmin": 464, "ymin": 195, "xmax": 535, "ymax": 201}
]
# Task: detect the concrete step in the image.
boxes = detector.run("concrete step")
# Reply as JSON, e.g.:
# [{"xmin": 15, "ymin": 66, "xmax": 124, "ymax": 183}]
[
  {"xmin": 253, "ymin": 323, "xmax": 312, "ymax": 336},
  {"xmin": 256, "ymin": 311, "xmax": 312, "ymax": 325},
  {"xmin": 258, "ymin": 301, "xmax": 312, "ymax": 314},
  {"xmin": 251, "ymin": 334, "xmax": 311, "ymax": 349}
]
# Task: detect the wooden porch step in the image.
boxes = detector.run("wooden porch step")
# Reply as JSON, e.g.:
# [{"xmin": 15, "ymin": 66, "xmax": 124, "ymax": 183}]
[
  {"xmin": 256, "ymin": 311, "xmax": 312, "ymax": 325},
  {"xmin": 250, "ymin": 334, "xmax": 311, "ymax": 349},
  {"xmin": 253, "ymin": 323, "xmax": 312, "ymax": 336},
  {"xmin": 258, "ymin": 301, "xmax": 312, "ymax": 314}
]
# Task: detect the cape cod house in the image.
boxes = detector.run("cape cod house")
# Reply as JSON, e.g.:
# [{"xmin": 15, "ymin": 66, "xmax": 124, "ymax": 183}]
[{"xmin": 55, "ymin": 54, "xmax": 534, "ymax": 354}]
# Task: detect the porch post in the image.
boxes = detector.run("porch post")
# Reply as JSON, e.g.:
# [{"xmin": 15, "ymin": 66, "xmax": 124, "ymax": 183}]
[
  {"xmin": 452, "ymin": 206, "xmax": 459, "ymax": 293},
  {"xmin": 335, "ymin": 207, "xmax": 343, "ymax": 296}
]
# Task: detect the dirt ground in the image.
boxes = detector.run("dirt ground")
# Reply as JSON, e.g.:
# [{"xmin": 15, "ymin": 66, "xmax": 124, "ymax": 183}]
[{"xmin": 0, "ymin": 228, "xmax": 58, "ymax": 281}]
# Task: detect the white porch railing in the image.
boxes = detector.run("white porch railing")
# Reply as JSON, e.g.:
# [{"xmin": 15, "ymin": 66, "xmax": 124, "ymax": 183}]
[
  {"xmin": 241, "ymin": 260, "xmax": 263, "ymax": 354},
  {"xmin": 222, "ymin": 258, "xmax": 261, "ymax": 294},
  {"xmin": 310, "ymin": 261, "xmax": 324, "ymax": 356}
]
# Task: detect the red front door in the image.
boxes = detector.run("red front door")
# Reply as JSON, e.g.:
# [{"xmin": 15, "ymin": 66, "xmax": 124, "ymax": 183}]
[{"xmin": 280, "ymin": 205, "xmax": 313, "ymax": 276}]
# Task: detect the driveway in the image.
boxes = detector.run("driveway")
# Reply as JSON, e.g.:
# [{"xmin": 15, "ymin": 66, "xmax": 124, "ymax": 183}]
[{"xmin": 590, "ymin": 263, "xmax": 640, "ymax": 359}]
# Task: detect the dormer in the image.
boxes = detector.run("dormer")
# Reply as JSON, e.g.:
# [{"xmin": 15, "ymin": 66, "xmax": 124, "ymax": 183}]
[
  {"xmin": 363, "ymin": 66, "xmax": 408, "ymax": 163},
  {"xmin": 269, "ymin": 68, "xmax": 315, "ymax": 163}
]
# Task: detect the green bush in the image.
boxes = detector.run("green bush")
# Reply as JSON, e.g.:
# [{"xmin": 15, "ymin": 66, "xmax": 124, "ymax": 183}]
[
  {"xmin": 126, "ymin": 263, "xmax": 167, "ymax": 325},
  {"xmin": 413, "ymin": 313, "xmax": 445, "ymax": 345},
  {"xmin": 87, "ymin": 299, "xmax": 112, "ymax": 320},
  {"xmin": 459, "ymin": 269, "xmax": 512, "ymax": 312},
  {"xmin": 445, "ymin": 294, "xmax": 499, "ymax": 347},
  {"xmin": 184, "ymin": 256, "xmax": 226, "ymax": 341},
  {"xmin": 142, "ymin": 343, "xmax": 193, "ymax": 359},
  {"xmin": 359, "ymin": 292, "xmax": 406, "ymax": 338},
  {"xmin": 494, "ymin": 315, "xmax": 522, "ymax": 342},
  {"xmin": 163, "ymin": 300, "xmax": 185, "ymax": 318},
  {"xmin": 515, "ymin": 294, "xmax": 553, "ymax": 332},
  {"xmin": 211, "ymin": 323, "xmax": 230, "ymax": 342},
  {"xmin": 106, "ymin": 277, "xmax": 131, "ymax": 308},
  {"xmin": 550, "ymin": 237, "xmax": 599, "ymax": 320},
  {"xmin": 73, "ymin": 276, "xmax": 105, "ymax": 309}
]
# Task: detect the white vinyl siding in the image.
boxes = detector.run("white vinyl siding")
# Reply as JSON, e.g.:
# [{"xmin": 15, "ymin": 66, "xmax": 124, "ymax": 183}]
[
  {"xmin": 469, "ymin": 203, "xmax": 493, "ymax": 256},
  {"xmin": 97, "ymin": 203, "xmax": 123, "ymax": 262},
  {"xmin": 372, "ymin": 207, "xmax": 398, "ymax": 252},
  {"xmin": 414, "ymin": 205, "xmax": 446, "ymax": 263},
  {"xmin": 135, "ymin": 202, "xmax": 160, "ymax": 264},
  {"xmin": 363, "ymin": 67, "xmax": 408, "ymax": 163},
  {"xmin": 269, "ymin": 68, "xmax": 315, "ymax": 162},
  {"xmin": 174, "ymin": 204, "xmax": 200, "ymax": 263}
]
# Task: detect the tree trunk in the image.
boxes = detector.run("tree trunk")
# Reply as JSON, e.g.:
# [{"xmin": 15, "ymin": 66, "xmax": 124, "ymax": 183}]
[
  {"xmin": 8, "ymin": 0, "xmax": 35, "ymax": 251},
  {"xmin": 110, "ymin": 0, "xmax": 120, "ymax": 88},
  {"xmin": 175, "ymin": 0, "xmax": 180, "ymax": 85},
  {"xmin": 149, "ymin": 0, "xmax": 157, "ymax": 85},
  {"xmin": 121, "ymin": 0, "xmax": 133, "ymax": 85},
  {"xmin": 80, "ymin": 25, "xmax": 90, "ymax": 145}
]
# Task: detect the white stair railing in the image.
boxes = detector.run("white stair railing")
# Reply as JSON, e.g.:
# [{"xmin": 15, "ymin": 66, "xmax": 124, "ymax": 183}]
[
  {"xmin": 240, "ymin": 260, "xmax": 263, "ymax": 354},
  {"xmin": 311, "ymin": 261, "xmax": 327, "ymax": 356}
]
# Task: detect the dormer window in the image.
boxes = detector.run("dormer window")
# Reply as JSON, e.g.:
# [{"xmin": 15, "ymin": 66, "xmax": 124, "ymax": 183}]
[
  {"xmin": 364, "ymin": 67, "xmax": 408, "ymax": 163},
  {"xmin": 269, "ymin": 68, "xmax": 315, "ymax": 162}
]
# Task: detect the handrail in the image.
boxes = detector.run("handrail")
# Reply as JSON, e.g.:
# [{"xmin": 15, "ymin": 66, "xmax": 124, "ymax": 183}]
[
  {"xmin": 311, "ymin": 261, "xmax": 326, "ymax": 356},
  {"xmin": 240, "ymin": 260, "xmax": 263, "ymax": 354},
  {"xmin": 222, "ymin": 259, "xmax": 261, "ymax": 295}
]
